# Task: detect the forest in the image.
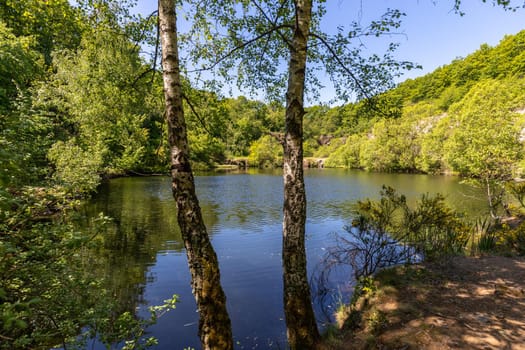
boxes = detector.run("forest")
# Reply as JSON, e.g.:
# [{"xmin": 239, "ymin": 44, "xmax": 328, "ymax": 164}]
[
  {"xmin": 1, "ymin": 0, "xmax": 525, "ymax": 349},
  {"xmin": 2, "ymin": 2, "xmax": 525, "ymax": 191}
]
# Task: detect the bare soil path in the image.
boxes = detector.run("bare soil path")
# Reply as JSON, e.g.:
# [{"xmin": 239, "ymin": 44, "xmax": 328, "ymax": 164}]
[{"xmin": 331, "ymin": 256, "xmax": 525, "ymax": 349}]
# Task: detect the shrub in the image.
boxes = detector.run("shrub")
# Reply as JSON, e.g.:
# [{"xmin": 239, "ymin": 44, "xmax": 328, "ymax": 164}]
[
  {"xmin": 318, "ymin": 186, "xmax": 470, "ymax": 290},
  {"xmin": 499, "ymin": 222, "xmax": 525, "ymax": 256},
  {"xmin": 400, "ymin": 190, "xmax": 471, "ymax": 259},
  {"xmin": 0, "ymin": 188, "xmax": 176, "ymax": 349},
  {"xmin": 47, "ymin": 139, "xmax": 104, "ymax": 194}
]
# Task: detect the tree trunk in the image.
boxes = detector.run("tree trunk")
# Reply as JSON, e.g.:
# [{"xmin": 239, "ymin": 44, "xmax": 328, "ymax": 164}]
[
  {"xmin": 158, "ymin": 1, "xmax": 233, "ymax": 349},
  {"xmin": 282, "ymin": 0, "xmax": 320, "ymax": 348}
]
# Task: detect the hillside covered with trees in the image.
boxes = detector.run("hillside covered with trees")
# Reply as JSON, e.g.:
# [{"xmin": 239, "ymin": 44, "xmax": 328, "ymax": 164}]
[
  {"xmin": 151, "ymin": 29, "xmax": 525, "ymax": 178},
  {"xmin": 319, "ymin": 30, "xmax": 525, "ymax": 177}
]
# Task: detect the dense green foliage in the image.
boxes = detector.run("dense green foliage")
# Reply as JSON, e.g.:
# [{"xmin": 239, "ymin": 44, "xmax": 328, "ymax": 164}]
[
  {"xmin": 317, "ymin": 186, "xmax": 471, "ymax": 308},
  {"xmin": 0, "ymin": 0, "xmax": 83, "ymax": 65},
  {"xmin": 0, "ymin": 1, "xmax": 177, "ymax": 347},
  {"xmin": 0, "ymin": 187, "xmax": 179, "ymax": 349},
  {"xmin": 354, "ymin": 186, "xmax": 470, "ymax": 261}
]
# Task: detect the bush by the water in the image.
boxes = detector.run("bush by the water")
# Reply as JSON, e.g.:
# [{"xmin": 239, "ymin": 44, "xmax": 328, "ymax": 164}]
[{"xmin": 319, "ymin": 186, "xmax": 471, "ymax": 290}]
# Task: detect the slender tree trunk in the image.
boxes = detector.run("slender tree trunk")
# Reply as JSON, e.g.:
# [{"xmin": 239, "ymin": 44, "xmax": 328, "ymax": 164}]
[
  {"xmin": 282, "ymin": 0, "xmax": 320, "ymax": 348},
  {"xmin": 158, "ymin": 1, "xmax": 233, "ymax": 349}
]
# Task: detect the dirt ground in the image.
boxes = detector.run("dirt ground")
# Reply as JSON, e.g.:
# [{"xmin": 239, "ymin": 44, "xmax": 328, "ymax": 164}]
[{"xmin": 331, "ymin": 256, "xmax": 525, "ymax": 350}]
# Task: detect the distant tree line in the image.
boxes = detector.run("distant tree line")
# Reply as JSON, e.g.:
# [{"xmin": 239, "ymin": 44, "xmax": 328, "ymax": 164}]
[{"xmin": 2, "ymin": 0, "xmax": 523, "ymax": 196}]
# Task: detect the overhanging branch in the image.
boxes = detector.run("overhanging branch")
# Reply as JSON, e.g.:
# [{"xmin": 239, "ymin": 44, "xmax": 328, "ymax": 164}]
[
  {"xmin": 309, "ymin": 31, "xmax": 404, "ymax": 118},
  {"xmin": 308, "ymin": 32, "xmax": 371, "ymax": 100},
  {"xmin": 187, "ymin": 24, "xmax": 293, "ymax": 73},
  {"xmin": 131, "ymin": 10, "xmax": 159, "ymax": 54},
  {"xmin": 150, "ymin": 8, "xmax": 160, "ymax": 87},
  {"xmin": 251, "ymin": 0, "xmax": 294, "ymax": 49}
]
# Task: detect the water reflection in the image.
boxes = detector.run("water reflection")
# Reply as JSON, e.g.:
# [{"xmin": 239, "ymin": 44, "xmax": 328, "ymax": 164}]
[{"xmin": 81, "ymin": 169, "xmax": 486, "ymax": 349}]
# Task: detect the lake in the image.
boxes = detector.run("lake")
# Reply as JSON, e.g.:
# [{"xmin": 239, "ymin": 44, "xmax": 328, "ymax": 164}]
[{"xmin": 81, "ymin": 169, "xmax": 487, "ymax": 349}]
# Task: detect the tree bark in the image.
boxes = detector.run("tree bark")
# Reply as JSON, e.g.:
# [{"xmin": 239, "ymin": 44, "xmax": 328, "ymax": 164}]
[
  {"xmin": 158, "ymin": 1, "xmax": 233, "ymax": 349},
  {"xmin": 282, "ymin": 0, "xmax": 320, "ymax": 348}
]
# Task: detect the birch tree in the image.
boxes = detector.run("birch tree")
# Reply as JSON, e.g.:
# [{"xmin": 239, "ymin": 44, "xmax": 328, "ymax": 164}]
[
  {"xmin": 280, "ymin": 2, "xmax": 319, "ymax": 347},
  {"xmin": 158, "ymin": 1, "xmax": 233, "ymax": 348}
]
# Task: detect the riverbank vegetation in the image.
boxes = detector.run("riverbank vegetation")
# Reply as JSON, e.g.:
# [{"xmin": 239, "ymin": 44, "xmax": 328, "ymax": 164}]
[{"xmin": 318, "ymin": 185, "xmax": 525, "ymax": 349}]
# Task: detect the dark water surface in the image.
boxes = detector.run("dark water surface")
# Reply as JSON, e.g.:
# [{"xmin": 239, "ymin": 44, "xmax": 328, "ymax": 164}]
[{"xmin": 83, "ymin": 169, "xmax": 486, "ymax": 349}]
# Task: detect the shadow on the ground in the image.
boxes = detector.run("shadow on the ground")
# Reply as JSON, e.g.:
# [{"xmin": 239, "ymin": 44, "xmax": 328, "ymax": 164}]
[{"xmin": 325, "ymin": 256, "xmax": 525, "ymax": 350}]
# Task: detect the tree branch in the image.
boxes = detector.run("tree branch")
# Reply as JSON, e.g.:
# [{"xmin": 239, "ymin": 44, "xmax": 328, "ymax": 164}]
[
  {"xmin": 308, "ymin": 32, "xmax": 371, "ymax": 100},
  {"xmin": 250, "ymin": 0, "xmax": 293, "ymax": 77},
  {"xmin": 181, "ymin": 93, "xmax": 219, "ymax": 139},
  {"xmin": 269, "ymin": 131, "xmax": 285, "ymax": 145},
  {"xmin": 250, "ymin": 0, "xmax": 294, "ymax": 49},
  {"xmin": 187, "ymin": 24, "xmax": 293, "ymax": 73},
  {"xmin": 150, "ymin": 8, "xmax": 161, "ymax": 87},
  {"xmin": 131, "ymin": 10, "xmax": 159, "ymax": 54},
  {"xmin": 309, "ymin": 31, "xmax": 402, "ymax": 118},
  {"xmin": 131, "ymin": 68, "xmax": 155, "ymax": 88}
]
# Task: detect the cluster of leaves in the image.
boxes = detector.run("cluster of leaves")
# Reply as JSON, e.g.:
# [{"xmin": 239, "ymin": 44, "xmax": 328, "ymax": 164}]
[
  {"xmin": 247, "ymin": 135, "xmax": 283, "ymax": 168},
  {"xmin": 0, "ymin": 0, "xmax": 83, "ymax": 65},
  {"xmin": 0, "ymin": 188, "xmax": 92, "ymax": 347},
  {"xmin": 95, "ymin": 294, "xmax": 178, "ymax": 350},
  {"xmin": 499, "ymin": 222, "xmax": 525, "ymax": 255},
  {"xmin": 183, "ymin": 1, "xmax": 418, "ymax": 103},
  {"xmin": 43, "ymin": 29, "xmax": 158, "ymax": 190}
]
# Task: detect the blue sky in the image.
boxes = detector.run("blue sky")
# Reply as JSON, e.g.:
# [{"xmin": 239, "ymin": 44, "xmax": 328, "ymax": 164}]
[
  {"xmin": 134, "ymin": 0, "xmax": 525, "ymax": 102},
  {"xmin": 342, "ymin": 0, "xmax": 525, "ymax": 79}
]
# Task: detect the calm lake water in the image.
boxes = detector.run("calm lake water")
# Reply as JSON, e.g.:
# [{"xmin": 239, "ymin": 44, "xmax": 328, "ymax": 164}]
[{"xmin": 82, "ymin": 169, "xmax": 486, "ymax": 349}]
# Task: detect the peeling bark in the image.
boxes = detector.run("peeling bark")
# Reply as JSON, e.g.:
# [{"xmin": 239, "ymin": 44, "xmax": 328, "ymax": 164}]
[
  {"xmin": 282, "ymin": 0, "xmax": 320, "ymax": 348},
  {"xmin": 158, "ymin": 1, "xmax": 233, "ymax": 349}
]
